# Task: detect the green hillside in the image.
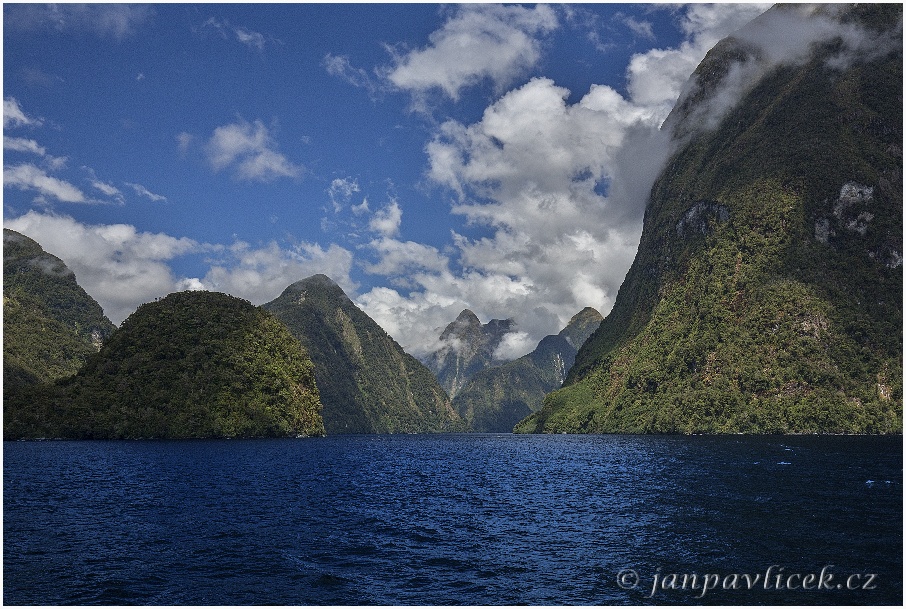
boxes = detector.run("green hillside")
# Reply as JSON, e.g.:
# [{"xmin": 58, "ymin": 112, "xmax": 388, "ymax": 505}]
[
  {"xmin": 517, "ymin": 4, "xmax": 902, "ymax": 434},
  {"xmin": 263, "ymin": 275, "xmax": 466, "ymax": 434},
  {"xmin": 4, "ymin": 291, "xmax": 325, "ymax": 439},
  {"xmin": 3, "ymin": 229, "xmax": 116, "ymax": 390}
]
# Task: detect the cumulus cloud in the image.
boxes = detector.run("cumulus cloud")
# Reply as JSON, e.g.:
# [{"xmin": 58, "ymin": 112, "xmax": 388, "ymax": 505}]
[
  {"xmin": 4, "ymin": 4, "xmax": 153, "ymax": 40},
  {"xmin": 356, "ymin": 4, "xmax": 781, "ymax": 359},
  {"xmin": 383, "ymin": 4, "xmax": 558, "ymax": 104},
  {"xmin": 4, "ymin": 212, "xmax": 201, "ymax": 324},
  {"xmin": 204, "ymin": 118, "xmax": 303, "ymax": 181},
  {"xmin": 368, "ymin": 200, "xmax": 403, "ymax": 239},
  {"xmin": 4, "ymin": 212, "xmax": 359, "ymax": 325},
  {"xmin": 200, "ymin": 239, "xmax": 356, "ymax": 305}
]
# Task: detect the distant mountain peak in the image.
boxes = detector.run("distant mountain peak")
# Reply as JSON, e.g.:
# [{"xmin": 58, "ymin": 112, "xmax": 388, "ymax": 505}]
[
  {"xmin": 279, "ymin": 274, "xmax": 349, "ymax": 306},
  {"xmin": 426, "ymin": 310, "xmax": 517, "ymax": 398},
  {"xmin": 450, "ymin": 307, "xmax": 603, "ymax": 432}
]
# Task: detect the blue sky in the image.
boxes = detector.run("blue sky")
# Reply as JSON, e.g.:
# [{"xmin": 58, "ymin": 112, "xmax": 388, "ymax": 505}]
[{"xmin": 3, "ymin": 3, "xmax": 772, "ymax": 357}]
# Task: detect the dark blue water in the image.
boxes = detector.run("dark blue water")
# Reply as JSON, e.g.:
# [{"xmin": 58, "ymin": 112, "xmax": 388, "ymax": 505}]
[{"xmin": 4, "ymin": 434, "xmax": 902, "ymax": 605}]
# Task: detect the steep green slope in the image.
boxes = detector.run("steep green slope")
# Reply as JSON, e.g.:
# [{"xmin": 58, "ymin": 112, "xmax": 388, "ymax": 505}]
[
  {"xmin": 452, "ymin": 307, "xmax": 602, "ymax": 432},
  {"xmin": 263, "ymin": 275, "xmax": 465, "ymax": 434},
  {"xmin": 423, "ymin": 309, "xmax": 514, "ymax": 398},
  {"xmin": 3, "ymin": 229, "xmax": 116, "ymax": 390},
  {"xmin": 4, "ymin": 291, "xmax": 324, "ymax": 439},
  {"xmin": 518, "ymin": 5, "xmax": 902, "ymax": 434}
]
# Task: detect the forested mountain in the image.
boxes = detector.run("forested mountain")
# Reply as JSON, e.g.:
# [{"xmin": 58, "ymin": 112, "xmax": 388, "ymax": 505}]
[
  {"xmin": 263, "ymin": 275, "xmax": 466, "ymax": 434},
  {"xmin": 422, "ymin": 309, "xmax": 515, "ymax": 398},
  {"xmin": 4, "ymin": 291, "xmax": 324, "ymax": 439},
  {"xmin": 452, "ymin": 307, "xmax": 602, "ymax": 432},
  {"xmin": 3, "ymin": 229, "xmax": 116, "ymax": 391},
  {"xmin": 517, "ymin": 4, "xmax": 902, "ymax": 434}
]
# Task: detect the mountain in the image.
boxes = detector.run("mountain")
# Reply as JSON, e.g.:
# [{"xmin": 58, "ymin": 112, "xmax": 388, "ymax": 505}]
[
  {"xmin": 263, "ymin": 275, "xmax": 465, "ymax": 433},
  {"xmin": 423, "ymin": 309, "xmax": 515, "ymax": 398},
  {"xmin": 4, "ymin": 291, "xmax": 325, "ymax": 440},
  {"xmin": 517, "ymin": 4, "xmax": 902, "ymax": 434},
  {"xmin": 3, "ymin": 229, "xmax": 116, "ymax": 391},
  {"xmin": 452, "ymin": 307, "xmax": 602, "ymax": 432}
]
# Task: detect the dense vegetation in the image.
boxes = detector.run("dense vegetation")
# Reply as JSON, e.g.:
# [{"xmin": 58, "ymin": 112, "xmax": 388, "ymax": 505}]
[
  {"xmin": 264, "ymin": 275, "xmax": 466, "ymax": 433},
  {"xmin": 3, "ymin": 229, "xmax": 116, "ymax": 391},
  {"xmin": 452, "ymin": 308, "xmax": 602, "ymax": 432},
  {"xmin": 4, "ymin": 291, "xmax": 325, "ymax": 439},
  {"xmin": 517, "ymin": 5, "xmax": 902, "ymax": 434},
  {"xmin": 423, "ymin": 309, "xmax": 514, "ymax": 399}
]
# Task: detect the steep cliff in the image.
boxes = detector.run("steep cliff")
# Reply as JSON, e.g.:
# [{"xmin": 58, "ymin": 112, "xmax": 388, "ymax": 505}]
[
  {"xmin": 518, "ymin": 4, "xmax": 902, "ymax": 434},
  {"xmin": 423, "ymin": 309, "xmax": 514, "ymax": 398}
]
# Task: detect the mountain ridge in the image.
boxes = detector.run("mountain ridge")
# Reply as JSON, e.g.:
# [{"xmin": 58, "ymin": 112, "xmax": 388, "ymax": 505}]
[
  {"xmin": 422, "ymin": 309, "xmax": 515, "ymax": 399},
  {"xmin": 452, "ymin": 307, "xmax": 602, "ymax": 432},
  {"xmin": 263, "ymin": 274, "xmax": 466, "ymax": 434},
  {"xmin": 517, "ymin": 3, "xmax": 902, "ymax": 434}
]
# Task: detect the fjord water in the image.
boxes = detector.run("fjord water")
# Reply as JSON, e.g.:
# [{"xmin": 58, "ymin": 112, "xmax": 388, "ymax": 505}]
[{"xmin": 4, "ymin": 434, "xmax": 901, "ymax": 605}]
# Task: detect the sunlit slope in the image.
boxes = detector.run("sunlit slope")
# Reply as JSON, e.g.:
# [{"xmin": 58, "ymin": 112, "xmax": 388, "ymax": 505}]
[
  {"xmin": 4, "ymin": 291, "xmax": 325, "ymax": 439},
  {"xmin": 517, "ymin": 5, "xmax": 902, "ymax": 434},
  {"xmin": 3, "ymin": 229, "xmax": 116, "ymax": 390}
]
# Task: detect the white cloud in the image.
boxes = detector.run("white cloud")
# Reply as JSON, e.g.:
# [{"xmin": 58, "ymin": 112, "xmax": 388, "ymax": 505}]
[
  {"xmin": 328, "ymin": 177, "xmax": 361, "ymax": 212},
  {"xmin": 356, "ymin": 4, "xmax": 779, "ymax": 359},
  {"xmin": 4, "ymin": 136, "xmax": 46, "ymax": 156},
  {"xmin": 625, "ymin": 4, "xmax": 770, "ymax": 110},
  {"xmin": 202, "ymin": 17, "xmax": 275, "ymax": 51},
  {"xmin": 4, "ymin": 163, "xmax": 88, "ymax": 204},
  {"xmin": 126, "ymin": 182, "xmax": 167, "ymax": 202},
  {"xmin": 4, "ymin": 4, "xmax": 153, "ymax": 39},
  {"xmin": 4, "ymin": 212, "xmax": 358, "ymax": 325},
  {"xmin": 323, "ymin": 54, "xmax": 383, "ymax": 98},
  {"xmin": 668, "ymin": 4, "xmax": 901, "ymax": 136},
  {"xmin": 200, "ymin": 239, "xmax": 356, "ymax": 305},
  {"xmin": 204, "ymin": 118, "xmax": 303, "ymax": 181},
  {"xmin": 383, "ymin": 4, "xmax": 558, "ymax": 104},
  {"xmin": 4, "ymin": 97, "xmax": 42, "ymax": 129},
  {"xmin": 90, "ymin": 179, "xmax": 124, "ymax": 201},
  {"xmin": 4, "ymin": 212, "xmax": 201, "ymax": 324},
  {"xmin": 176, "ymin": 132, "xmax": 194, "ymax": 155},
  {"xmin": 622, "ymin": 15, "xmax": 656, "ymax": 41},
  {"xmin": 362, "ymin": 237, "xmax": 450, "ymax": 278},
  {"xmin": 368, "ymin": 200, "xmax": 403, "ymax": 238}
]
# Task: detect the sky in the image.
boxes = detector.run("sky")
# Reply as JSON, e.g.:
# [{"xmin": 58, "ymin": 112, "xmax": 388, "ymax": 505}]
[{"xmin": 3, "ymin": 2, "xmax": 778, "ymax": 359}]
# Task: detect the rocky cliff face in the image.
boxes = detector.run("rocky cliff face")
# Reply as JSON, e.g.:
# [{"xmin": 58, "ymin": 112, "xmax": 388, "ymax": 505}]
[
  {"xmin": 422, "ymin": 309, "xmax": 515, "ymax": 399},
  {"xmin": 517, "ymin": 4, "xmax": 902, "ymax": 434},
  {"xmin": 264, "ymin": 275, "xmax": 465, "ymax": 434},
  {"xmin": 3, "ymin": 229, "xmax": 116, "ymax": 391},
  {"xmin": 452, "ymin": 307, "xmax": 602, "ymax": 432}
]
